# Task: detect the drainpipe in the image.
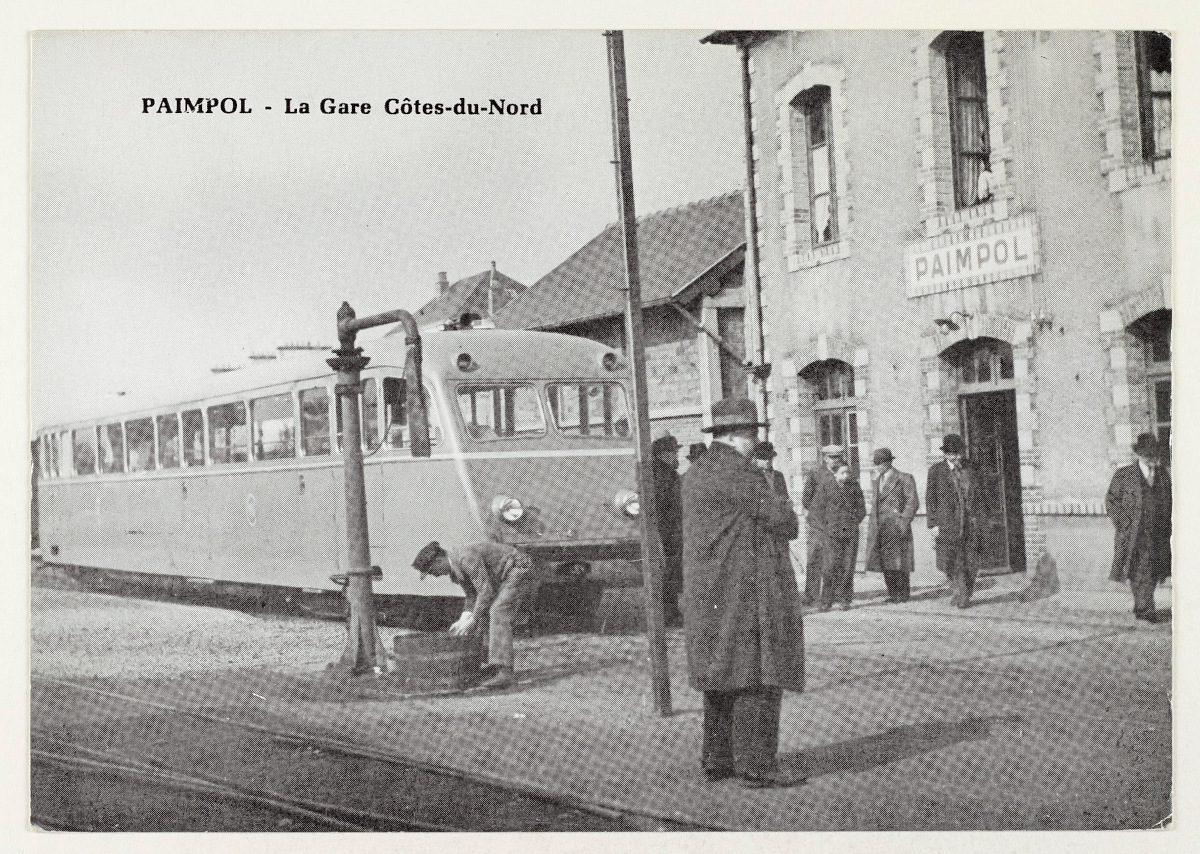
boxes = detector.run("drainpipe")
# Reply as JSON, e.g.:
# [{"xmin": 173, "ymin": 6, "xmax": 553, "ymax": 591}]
[
  {"xmin": 328, "ymin": 302, "xmax": 430, "ymax": 674},
  {"xmin": 737, "ymin": 39, "xmax": 771, "ymax": 433}
]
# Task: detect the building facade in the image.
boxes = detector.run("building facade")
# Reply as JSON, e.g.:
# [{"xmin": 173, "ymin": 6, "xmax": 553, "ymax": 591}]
[{"xmin": 709, "ymin": 30, "xmax": 1171, "ymax": 587}]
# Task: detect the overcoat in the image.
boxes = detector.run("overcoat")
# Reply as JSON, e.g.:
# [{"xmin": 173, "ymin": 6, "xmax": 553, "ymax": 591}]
[
  {"xmin": 762, "ymin": 467, "xmax": 789, "ymax": 498},
  {"xmin": 682, "ymin": 441, "xmax": 805, "ymax": 693},
  {"xmin": 801, "ymin": 465, "xmax": 835, "ymax": 531},
  {"xmin": 1105, "ymin": 464, "xmax": 1172, "ymax": 583},
  {"xmin": 810, "ymin": 478, "xmax": 866, "ymax": 540},
  {"xmin": 925, "ymin": 460, "xmax": 978, "ymax": 544},
  {"xmin": 865, "ymin": 469, "xmax": 919, "ymax": 575},
  {"xmin": 651, "ymin": 457, "xmax": 683, "ymax": 557}
]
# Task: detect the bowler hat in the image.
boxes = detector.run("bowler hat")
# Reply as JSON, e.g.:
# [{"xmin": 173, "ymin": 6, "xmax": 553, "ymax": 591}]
[
  {"xmin": 751, "ymin": 441, "xmax": 777, "ymax": 460},
  {"xmin": 702, "ymin": 397, "xmax": 767, "ymax": 434},
  {"xmin": 872, "ymin": 447, "xmax": 894, "ymax": 465},
  {"xmin": 940, "ymin": 434, "xmax": 966, "ymax": 454},
  {"xmin": 1132, "ymin": 433, "xmax": 1161, "ymax": 457},
  {"xmin": 687, "ymin": 442, "xmax": 707, "ymax": 462},
  {"xmin": 412, "ymin": 540, "xmax": 445, "ymax": 574},
  {"xmin": 651, "ymin": 434, "xmax": 680, "ymax": 454}
]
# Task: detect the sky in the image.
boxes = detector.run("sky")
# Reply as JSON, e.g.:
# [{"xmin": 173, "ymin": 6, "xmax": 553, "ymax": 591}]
[{"xmin": 31, "ymin": 30, "xmax": 744, "ymax": 426}]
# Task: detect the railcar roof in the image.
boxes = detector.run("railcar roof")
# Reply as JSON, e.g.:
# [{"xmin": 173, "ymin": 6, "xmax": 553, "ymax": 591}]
[{"xmin": 36, "ymin": 329, "xmax": 625, "ymax": 431}]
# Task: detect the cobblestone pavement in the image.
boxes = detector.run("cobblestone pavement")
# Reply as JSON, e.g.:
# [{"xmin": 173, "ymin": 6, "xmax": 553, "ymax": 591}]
[{"xmin": 30, "ymin": 573, "xmax": 1171, "ymax": 831}]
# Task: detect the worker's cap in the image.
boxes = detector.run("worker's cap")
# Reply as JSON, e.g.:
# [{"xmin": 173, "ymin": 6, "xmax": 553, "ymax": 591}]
[
  {"xmin": 820, "ymin": 444, "xmax": 846, "ymax": 457},
  {"xmin": 412, "ymin": 541, "xmax": 445, "ymax": 578},
  {"xmin": 751, "ymin": 441, "xmax": 777, "ymax": 460},
  {"xmin": 651, "ymin": 434, "xmax": 680, "ymax": 454}
]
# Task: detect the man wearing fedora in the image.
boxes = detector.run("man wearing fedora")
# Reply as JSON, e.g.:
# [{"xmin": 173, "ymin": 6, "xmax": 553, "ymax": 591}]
[
  {"xmin": 683, "ymin": 397, "xmax": 805, "ymax": 788},
  {"xmin": 865, "ymin": 448, "xmax": 920, "ymax": 603},
  {"xmin": 751, "ymin": 440, "xmax": 789, "ymax": 497},
  {"xmin": 651, "ymin": 433, "xmax": 684, "ymax": 626},
  {"xmin": 926, "ymin": 434, "xmax": 980, "ymax": 608},
  {"xmin": 1106, "ymin": 433, "xmax": 1172, "ymax": 622},
  {"xmin": 801, "ymin": 444, "xmax": 846, "ymax": 605}
]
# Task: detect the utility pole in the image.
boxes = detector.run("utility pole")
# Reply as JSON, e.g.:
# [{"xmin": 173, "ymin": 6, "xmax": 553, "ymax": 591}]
[
  {"xmin": 328, "ymin": 302, "xmax": 430, "ymax": 674},
  {"xmin": 605, "ymin": 30, "xmax": 672, "ymax": 717}
]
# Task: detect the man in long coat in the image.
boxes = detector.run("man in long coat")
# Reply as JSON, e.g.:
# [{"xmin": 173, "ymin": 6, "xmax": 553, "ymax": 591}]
[
  {"xmin": 926, "ymin": 434, "xmax": 980, "ymax": 608},
  {"xmin": 800, "ymin": 444, "xmax": 845, "ymax": 604},
  {"xmin": 683, "ymin": 397, "xmax": 805, "ymax": 789},
  {"xmin": 751, "ymin": 440, "xmax": 790, "ymax": 497},
  {"xmin": 1106, "ymin": 433, "xmax": 1172, "ymax": 622},
  {"xmin": 651, "ymin": 433, "xmax": 684, "ymax": 626},
  {"xmin": 864, "ymin": 448, "xmax": 920, "ymax": 603}
]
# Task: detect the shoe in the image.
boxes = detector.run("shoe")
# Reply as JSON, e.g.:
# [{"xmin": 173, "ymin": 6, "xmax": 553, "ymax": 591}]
[
  {"xmin": 1135, "ymin": 612, "xmax": 1159, "ymax": 623},
  {"xmin": 736, "ymin": 771, "xmax": 806, "ymax": 789},
  {"xmin": 818, "ymin": 603, "xmax": 832, "ymax": 612},
  {"xmin": 956, "ymin": 600, "xmax": 970, "ymax": 609},
  {"xmin": 800, "ymin": 595, "xmax": 814, "ymax": 606},
  {"xmin": 479, "ymin": 666, "xmax": 514, "ymax": 690},
  {"xmin": 703, "ymin": 766, "xmax": 734, "ymax": 782},
  {"xmin": 836, "ymin": 602, "xmax": 851, "ymax": 611}
]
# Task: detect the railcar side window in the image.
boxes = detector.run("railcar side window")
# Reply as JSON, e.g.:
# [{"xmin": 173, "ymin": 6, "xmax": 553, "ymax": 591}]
[
  {"xmin": 48, "ymin": 433, "xmax": 60, "ymax": 478},
  {"xmin": 157, "ymin": 414, "xmax": 181, "ymax": 469},
  {"xmin": 72, "ymin": 428, "xmax": 96, "ymax": 475},
  {"xmin": 457, "ymin": 384, "xmax": 545, "ymax": 441},
  {"xmin": 208, "ymin": 401, "xmax": 248, "ymax": 464},
  {"xmin": 362, "ymin": 378, "xmax": 379, "ymax": 449},
  {"xmin": 181, "ymin": 409, "xmax": 204, "ymax": 466},
  {"xmin": 378, "ymin": 378, "xmax": 441, "ymax": 449},
  {"xmin": 125, "ymin": 418, "xmax": 155, "ymax": 472},
  {"xmin": 299, "ymin": 387, "xmax": 331, "ymax": 456},
  {"xmin": 251, "ymin": 392, "xmax": 296, "ymax": 460},
  {"xmin": 547, "ymin": 382, "xmax": 631, "ymax": 438},
  {"xmin": 98, "ymin": 423, "xmax": 125, "ymax": 474}
]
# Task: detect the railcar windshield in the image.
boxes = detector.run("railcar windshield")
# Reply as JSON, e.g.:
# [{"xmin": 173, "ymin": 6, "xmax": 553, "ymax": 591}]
[
  {"xmin": 456, "ymin": 384, "xmax": 545, "ymax": 441},
  {"xmin": 546, "ymin": 382, "xmax": 631, "ymax": 439}
]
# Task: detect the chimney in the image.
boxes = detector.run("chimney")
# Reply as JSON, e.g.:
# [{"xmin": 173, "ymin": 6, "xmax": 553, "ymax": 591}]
[{"xmin": 437, "ymin": 271, "xmax": 450, "ymax": 296}]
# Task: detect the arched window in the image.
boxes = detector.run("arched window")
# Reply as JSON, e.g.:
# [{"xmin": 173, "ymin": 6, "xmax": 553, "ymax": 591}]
[
  {"xmin": 932, "ymin": 31, "xmax": 992, "ymax": 210},
  {"xmin": 800, "ymin": 359, "xmax": 860, "ymax": 472},
  {"xmin": 950, "ymin": 338, "xmax": 1014, "ymax": 390},
  {"xmin": 1130, "ymin": 309, "xmax": 1170, "ymax": 457},
  {"xmin": 793, "ymin": 85, "xmax": 838, "ymax": 246}
]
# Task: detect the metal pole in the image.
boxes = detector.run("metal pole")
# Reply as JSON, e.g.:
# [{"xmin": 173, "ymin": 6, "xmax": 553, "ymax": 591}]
[
  {"xmin": 738, "ymin": 39, "xmax": 771, "ymax": 432},
  {"xmin": 328, "ymin": 302, "xmax": 429, "ymax": 674},
  {"xmin": 605, "ymin": 30, "xmax": 672, "ymax": 716}
]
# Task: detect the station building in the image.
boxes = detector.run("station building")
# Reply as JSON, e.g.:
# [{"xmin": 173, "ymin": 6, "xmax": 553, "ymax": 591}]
[{"xmin": 704, "ymin": 30, "xmax": 1172, "ymax": 587}]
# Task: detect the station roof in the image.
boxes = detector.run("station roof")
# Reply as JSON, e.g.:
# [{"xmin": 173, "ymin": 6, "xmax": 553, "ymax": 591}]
[
  {"xmin": 494, "ymin": 191, "xmax": 746, "ymax": 331},
  {"xmin": 389, "ymin": 268, "xmax": 526, "ymax": 335}
]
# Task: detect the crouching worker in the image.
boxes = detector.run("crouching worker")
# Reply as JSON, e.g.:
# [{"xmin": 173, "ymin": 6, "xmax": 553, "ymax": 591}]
[{"xmin": 411, "ymin": 540, "xmax": 539, "ymax": 690}]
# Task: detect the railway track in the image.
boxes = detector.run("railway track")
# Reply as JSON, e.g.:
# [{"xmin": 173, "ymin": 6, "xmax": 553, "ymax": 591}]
[{"xmin": 31, "ymin": 674, "xmax": 711, "ymax": 832}]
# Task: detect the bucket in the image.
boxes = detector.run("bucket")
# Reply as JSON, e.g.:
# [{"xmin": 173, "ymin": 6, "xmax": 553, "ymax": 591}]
[{"xmin": 389, "ymin": 632, "xmax": 487, "ymax": 692}]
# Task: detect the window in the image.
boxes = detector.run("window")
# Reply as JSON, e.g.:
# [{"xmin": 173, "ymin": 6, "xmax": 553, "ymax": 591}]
[
  {"xmin": 72, "ymin": 428, "xmax": 96, "ymax": 475},
  {"xmin": 1136, "ymin": 32, "xmax": 1171, "ymax": 161},
  {"xmin": 956, "ymin": 340, "xmax": 1014, "ymax": 388},
  {"xmin": 362, "ymin": 378, "xmax": 380, "ymax": 449},
  {"xmin": 1133, "ymin": 310, "xmax": 1171, "ymax": 457},
  {"xmin": 182, "ymin": 409, "xmax": 204, "ymax": 466},
  {"xmin": 798, "ymin": 86, "xmax": 838, "ymax": 245},
  {"xmin": 547, "ymin": 383, "xmax": 630, "ymax": 438},
  {"xmin": 47, "ymin": 434, "xmax": 60, "ymax": 478},
  {"xmin": 157, "ymin": 414, "xmax": 181, "ymax": 469},
  {"xmin": 126, "ymin": 418, "xmax": 155, "ymax": 472},
  {"xmin": 98, "ymin": 423, "xmax": 125, "ymax": 474},
  {"xmin": 251, "ymin": 393, "xmax": 295, "ymax": 460},
  {"xmin": 717, "ymin": 308, "xmax": 747, "ymax": 399},
  {"xmin": 207, "ymin": 401, "xmax": 248, "ymax": 464},
  {"xmin": 457, "ymin": 384, "xmax": 545, "ymax": 441},
  {"xmin": 942, "ymin": 31, "xmax": 991, "ymax": 209},
  {"xmin": 801, "ymin": 360, "xmax": 861, "ymax": 473},
  {"xmin": 299, "ymin": 387, "xmax": 331, "ymax": 456}
]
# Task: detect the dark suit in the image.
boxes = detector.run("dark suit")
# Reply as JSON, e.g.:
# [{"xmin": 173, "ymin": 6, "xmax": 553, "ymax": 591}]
[
  {"xmin": 810, "ymin": 478, "xmax": 866, "ymax": 607},
  {"xmin": 1106, "ymin": 463, "xmax": 1171, "ymax": 617},
  {"xmin": 865, "ymin": 468, "xmax": 919, "ymax": 601},
  {"xmin": 801, "ymin": 464, "xmax": 836, "ymax": 603},
  {"xmin": 759, "ymin": 466, "xmax": 789, "ymax": 498},
  {"xmin": 652, "ymin": 457, "xmax": 683, "ymax": 622},
  {"xmin": 926, "ymin": 460, "xmax": 980, "ymax": 607}
]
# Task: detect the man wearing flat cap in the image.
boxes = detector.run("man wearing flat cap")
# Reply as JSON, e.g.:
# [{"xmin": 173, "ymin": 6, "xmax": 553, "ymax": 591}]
[
  {"xmin": 751, "ymin": 441, "xmax": 789, "ymax": 497},
  {"xmin": 865, "ymin": 448, "xmax": 920, "ymax": 603},
  {"xmin": 411, "ymin": 540, "xmax": 538, "ymax": 689},
  {"xmin": 651, "ymin": 433, "xmax": 684, "ymax": 626},
  {"xmin": 1106, "ymin": 433, "xmax": 1172, "ymax": 622},
  {"xmin": 801, "ymin": 444, "xmax": 846, "ymax": 605},
  {"xmin": 926, "ymin": 434, "xmax": 980, "ymax": 608},
  {"xmin": 683, "ymin": 398, "xmax": 805, "ymax": 788}
]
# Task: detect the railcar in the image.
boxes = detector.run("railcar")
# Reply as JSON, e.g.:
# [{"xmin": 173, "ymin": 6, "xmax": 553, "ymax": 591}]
[{"xmin": 34, "ymin": 328, "xmax": 643, "ymax": 627}]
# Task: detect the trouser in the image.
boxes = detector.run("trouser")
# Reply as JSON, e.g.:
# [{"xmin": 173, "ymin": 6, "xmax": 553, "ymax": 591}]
[
  {"xmin": 936, "ymin": 537, "xmax": 976, "ymax": 605},
  {"xmin": 803, "ymin": 528, "xmax": 824, "ymax": 602},
  {"xmin": 821, "ymin": 536, "xmax": 858, "ymax": 606},
  {"xmin": 483, "ymin": 556, "xmax": 538, "ymax": 669},
  {"xmin": 702, "ymin": 686, "xmax": 782, "ymax": 778},
  {"xmin": 662, "ymin": 552, "xmax": 683, "ymax": 621},
  {"xmin": 883, "ymin": 571, "xmax": 910, "ymax": 601},
  {"xmin": 1128, "ymin": 540, "xmax": 1161, "ymax": 617}
]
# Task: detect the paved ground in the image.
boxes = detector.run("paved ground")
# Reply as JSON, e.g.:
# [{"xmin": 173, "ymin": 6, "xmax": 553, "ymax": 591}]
[{"xmin": 30, "ymin": 570, "xmax": 1171, "ymax": 831}]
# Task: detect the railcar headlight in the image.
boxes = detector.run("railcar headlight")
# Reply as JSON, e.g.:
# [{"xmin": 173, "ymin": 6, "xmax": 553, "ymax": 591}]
[
  {"xmin": 614, "ymin": 489, "xmax": 640, "ymax": 517},
  {"xmin": 491, "ymin": 494, "xmax": 524, "ymax": 524},
  {"xmin": 601, "ymin": 351, "xmax": 621, "ymax": 372}
]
